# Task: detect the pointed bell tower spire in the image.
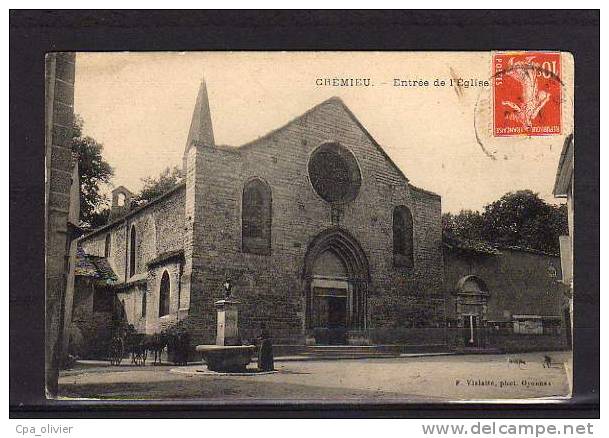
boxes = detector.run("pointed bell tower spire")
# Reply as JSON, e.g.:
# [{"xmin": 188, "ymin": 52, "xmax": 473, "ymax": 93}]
[{"xmin": 184, "ymin": 78, "xmax": 215, "ymax": 154}]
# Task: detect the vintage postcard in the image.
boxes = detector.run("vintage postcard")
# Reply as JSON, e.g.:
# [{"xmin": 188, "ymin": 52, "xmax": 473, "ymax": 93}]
[{"xmin": 45, "ymin": 51, "xmax": 574, "ymax": 402}]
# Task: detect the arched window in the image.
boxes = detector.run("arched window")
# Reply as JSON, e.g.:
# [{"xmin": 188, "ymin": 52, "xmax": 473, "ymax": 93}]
[
  {"xmin": 159, "ymin": 271, "xmax": 170, "ymax": 317},
  {"xmin": 104, "ymin": 234, "xmax": 111, "ymax": 258},
  {"xmin": 141, "ymin": 290, "xmax": 147, "ymax": 318},
  {"xmin": 129, "ymin": 225, "xmax": 136, "ymax": 277},
  {"xmin": 242, "ymin": 179, "xmax": 272, "ymax": 254},
  {"xmin": 393, "ymin": 206, "xmax": 414, "ymax": 269}
]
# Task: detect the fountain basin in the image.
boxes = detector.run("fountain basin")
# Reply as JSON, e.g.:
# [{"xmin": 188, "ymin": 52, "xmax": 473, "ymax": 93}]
[{"xmin": 196, "ymin": 344, "xmax": 256, "ymax": 372}]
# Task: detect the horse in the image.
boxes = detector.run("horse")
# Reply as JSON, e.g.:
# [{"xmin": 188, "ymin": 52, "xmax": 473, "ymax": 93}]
[
  {"xmin": 143, "ymin": 332, "xmax": 168, "ymax": 366},
  {"xmin": 125, "ymin": 332, "xmax": 147, "ymax": 366},
  {"xmin": 122, "ymin": 330, "xmax": 168, "ymax": 366}
]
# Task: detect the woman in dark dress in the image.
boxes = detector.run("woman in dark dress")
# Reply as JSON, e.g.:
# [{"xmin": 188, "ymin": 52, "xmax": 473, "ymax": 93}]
[{"xmin": 257, "ymin": 323, "xmax": 274, "ymax": 372}]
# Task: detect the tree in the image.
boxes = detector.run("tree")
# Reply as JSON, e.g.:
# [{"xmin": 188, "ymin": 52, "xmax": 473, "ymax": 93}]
[
  {"xmin": 480, "ymin": 190, "xmax": 567, "ymax": 253},
  {"xmin": 88, "ymin": 207, "xmax": 111, "ymax": 229},
  {"xmin": 135, "ymin": 166, "xmax": 184, "ymax": 204},
  {"xmin": 442, "ymin": 210, "xmax": 484, "ymax": 241},
  {"xmin": 442, "ymin": 190, "xmax": 567, "ymax": 253},
  {"xmin": 71, "ymin": 115, "xmax": 114, "ymax": 227}
]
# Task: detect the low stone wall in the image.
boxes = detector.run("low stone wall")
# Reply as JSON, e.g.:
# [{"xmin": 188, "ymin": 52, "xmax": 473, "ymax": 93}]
[
  {"xmin": 445, "ymin": 327, "xmax": 568, "ymax": 353},
  {"xmin": 488, "ymin": 333, "xmax": 568, "ymax": 353},
  {"xmin": 367, "ymin": 327, "xmax": 447, "ymax": 346}
]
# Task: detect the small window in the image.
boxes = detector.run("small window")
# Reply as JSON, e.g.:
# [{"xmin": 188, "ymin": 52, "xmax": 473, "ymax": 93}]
[
  {"xmin": 242, "ymin": 179, "xmax": 272, "ymax": 254},
  {"xmin": 129, "ymin": 225, "xmax": 136, "ymax": 277},
  {"xmin": 159, "ymin": 271, "xmax": 170, "ymax": 317},
  {"xmin": 104, "ymin": 234, "xmax": 111, "ymax": 258},
  {"xmin": 393, "ymin": 205, "xmax": 414, "ymax": 268}
]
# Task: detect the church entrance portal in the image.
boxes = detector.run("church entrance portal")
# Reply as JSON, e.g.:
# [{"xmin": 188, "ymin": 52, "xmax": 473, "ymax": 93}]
[{"xmin": 303, "ymin": 229, "xmax": 369, "ymax": 345}]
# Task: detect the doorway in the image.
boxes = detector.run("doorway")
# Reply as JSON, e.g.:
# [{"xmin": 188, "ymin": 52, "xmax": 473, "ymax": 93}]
[
  {"xmin": 312, "ymin": 287, "xmax": 348, "ymax": 344},
  {"xmin": 303, "ymin": 229, "xmax": 370, "ymax": 345}
]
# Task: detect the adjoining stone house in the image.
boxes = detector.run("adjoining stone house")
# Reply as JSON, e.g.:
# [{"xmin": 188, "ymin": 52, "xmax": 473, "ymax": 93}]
[
  {"xmin": 75, "ymin": 81, "xmax": 568, "ymax": 356},
  {"xmin": 443, "ymin": 236, "xmax": 568, "ymax": 353},
  {"xmin": 77, "ymin": 180, "xmax": 186, "ymax": 340},
  {"xmin": 553, "ymin": 134, "xmax": 574, "ymax": 349}
]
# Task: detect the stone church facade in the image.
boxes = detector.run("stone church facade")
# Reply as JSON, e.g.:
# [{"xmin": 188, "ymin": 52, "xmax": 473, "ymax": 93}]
[
  {"xmin": 79, "ymin": 81, "xmax": 445, "ymax": 349},
  {"xmin": 76, "ymin": 81, "xmax": 567, "ymax": 355}
]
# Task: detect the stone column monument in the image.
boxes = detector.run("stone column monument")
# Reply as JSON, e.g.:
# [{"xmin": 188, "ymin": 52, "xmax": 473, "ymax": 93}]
[
  {"xmin": 215, "ymin": 299, "xmax": 241, "ymax": 346},
  {"xmin": 196, "ymin": 278, "xmax": 256, "ymax": 372}
]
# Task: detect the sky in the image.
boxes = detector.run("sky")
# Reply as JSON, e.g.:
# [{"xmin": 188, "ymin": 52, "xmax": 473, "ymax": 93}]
[{"xmin": 74, "ymin": 52, "xmax": 572, "ymax": 213}]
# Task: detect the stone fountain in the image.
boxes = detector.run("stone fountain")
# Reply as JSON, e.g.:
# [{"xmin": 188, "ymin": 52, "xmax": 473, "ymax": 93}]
[{"xmin": 195, "ymin": 279, "xmax": 256, "ymax": 372}]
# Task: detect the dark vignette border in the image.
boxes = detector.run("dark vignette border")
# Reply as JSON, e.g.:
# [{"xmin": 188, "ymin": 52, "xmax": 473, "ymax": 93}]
[{"xmin": 9, "ymin": 9, "xmax": 599, "ymax": 418}]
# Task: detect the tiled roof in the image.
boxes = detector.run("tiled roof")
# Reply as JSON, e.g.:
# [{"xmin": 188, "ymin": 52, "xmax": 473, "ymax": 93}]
[
  {"xmin": 75, "ymin": 246, "xmax": 119, "ymax": 284},
  {"xmin": 495, "ymin": 244, "xmax": 559, "ymax": 257},
  {"xmin": 74, "ymin": 246, "xmax": 98, "ymax": 277},
  {"xmin": 146, "ymin": 249, "xmax": 185, "ymax": 268},
  {"xmin": 443, "ymin": 235, "xmax": 559, "ymax": 257},
  {"xmin": 80, "ymin": 182, "xmax": 186, "ymax": 239},
  {"xmin": 443, "ymin": 235, "xmax": 501, "ymax": 255}
]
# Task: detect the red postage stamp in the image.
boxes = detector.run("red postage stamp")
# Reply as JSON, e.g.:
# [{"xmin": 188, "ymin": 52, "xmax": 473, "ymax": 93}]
[{"xmin": 492, "ymin": 52, "xmax": 562, "ymax": 137}]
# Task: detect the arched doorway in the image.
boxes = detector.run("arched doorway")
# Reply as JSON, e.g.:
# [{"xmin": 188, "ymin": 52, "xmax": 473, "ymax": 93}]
[
  {"xmin": 455, "ymin": 275, "xmax": 489, "ymax": 348},
  {"xmin": 303, "ymin": 228, "xmax": 369, "ymax": 345}
]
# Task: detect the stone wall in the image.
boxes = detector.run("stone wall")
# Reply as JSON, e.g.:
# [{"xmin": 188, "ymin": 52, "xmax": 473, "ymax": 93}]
[
  {"xmin": 444, "ymin": 246, "xmax": 569, "ymax": 352},
  {"xmin": 44, "ymin": 52, "xmax": 76, "ymax": 395},
  {"xmin": 116, "ymin": 282, "xmax": 147, "ymax": 333},
  {"xmin": 70, "ymin": 277, "xmax": 113, "ymax": 359},
  {"xmin": 183, "ymin": 98, "xmax": 445, "ymax": 346},
  {"xmin": 487, "ymin": 333, "xmax": 566, "ymax": 353}
]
